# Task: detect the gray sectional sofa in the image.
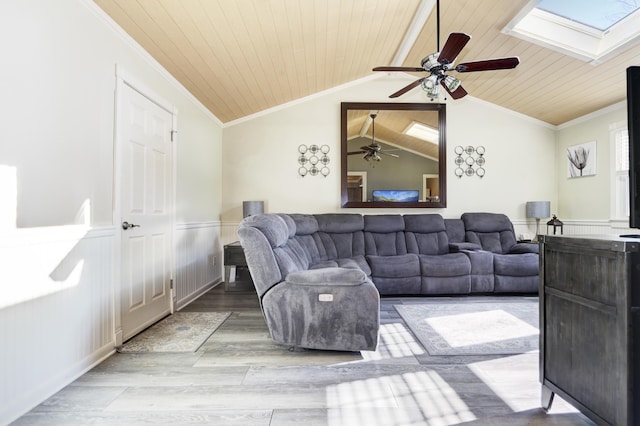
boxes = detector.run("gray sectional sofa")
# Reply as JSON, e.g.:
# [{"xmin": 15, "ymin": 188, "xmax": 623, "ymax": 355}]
[{"xmin": 237, "ymin": 212, "xmax": 538, "ymax": 352}]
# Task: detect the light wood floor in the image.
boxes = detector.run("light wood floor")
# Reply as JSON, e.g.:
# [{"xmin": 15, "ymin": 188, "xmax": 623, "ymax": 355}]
[{"xmin": 12, "ymin": 284, "xmax": 595, "ymax": 426}]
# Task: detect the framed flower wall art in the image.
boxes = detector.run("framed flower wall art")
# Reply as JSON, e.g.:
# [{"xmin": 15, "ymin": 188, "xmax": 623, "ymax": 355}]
[{"xmin": 567, "ymin": 141, "xmax": 596, "ymax": 178}]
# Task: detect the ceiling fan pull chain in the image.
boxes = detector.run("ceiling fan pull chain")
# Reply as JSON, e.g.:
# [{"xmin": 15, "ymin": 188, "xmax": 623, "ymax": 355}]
[{"xmin": 436, "ymin": 0, "xmax": 440, "ymax": 52}]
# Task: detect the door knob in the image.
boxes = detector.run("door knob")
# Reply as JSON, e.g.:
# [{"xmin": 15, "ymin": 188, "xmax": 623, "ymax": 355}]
[{"xmin": 122, "ymin": 221, "xmax": 140, "ymax": 230}]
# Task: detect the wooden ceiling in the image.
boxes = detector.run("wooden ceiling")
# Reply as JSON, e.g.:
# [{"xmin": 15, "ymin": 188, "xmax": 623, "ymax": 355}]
[
  {"xmin": 94, "ymin": 0, "xmax": 640, "ymax": 126},
  {"xmin": 347, "ymin": 109, "xmax": 440, "ymax": 159}
]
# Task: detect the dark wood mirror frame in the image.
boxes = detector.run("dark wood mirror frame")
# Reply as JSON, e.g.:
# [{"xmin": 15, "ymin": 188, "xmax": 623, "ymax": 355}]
[{"xmin": 340, "ymin": 102, "xmax": 447, "ymax": 208}]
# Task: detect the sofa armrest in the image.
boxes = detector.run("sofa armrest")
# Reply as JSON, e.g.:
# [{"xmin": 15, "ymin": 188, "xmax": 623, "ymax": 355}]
[
  {"xmin": 449, "ymin": 242, "xmax": 483, "ymax": 252},
  {"xmin": 285, "ymin": 267, "xmax": 367, "ymax": 287},
  {"xmin": 509, "ymin": 242, "xmax": 539, "ymax": 254}
]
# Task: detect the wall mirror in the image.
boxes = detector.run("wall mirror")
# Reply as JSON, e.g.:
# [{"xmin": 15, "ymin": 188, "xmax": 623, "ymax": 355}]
[{"xmin": 341, "ymin": 102, "xmax": 446, "ymax": 208}]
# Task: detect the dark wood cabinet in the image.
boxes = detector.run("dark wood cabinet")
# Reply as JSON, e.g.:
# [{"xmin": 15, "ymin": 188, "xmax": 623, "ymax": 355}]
[{"xmin": 539, "ymin": 234, "xmax": 640, "ymax": 425}]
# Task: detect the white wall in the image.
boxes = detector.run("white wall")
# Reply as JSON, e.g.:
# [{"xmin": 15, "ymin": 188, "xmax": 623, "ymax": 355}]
[
  {"xmin": 0, "ymin": 1, "xmax": 223, "ymax": 423},
  {"xmin": 555, "ymin": 103, "xmax": 627, "ymax": 221},
  {"xmin": 222, "ymin": 75, "xmax": 557, "ymax": 240},
  {"xmin": 446, "ymin": 98, "xmax": 557, "ymax": 219},
  {"xmin": 0, "ymin": 0, "xmax": 223, "ymax": 228}
]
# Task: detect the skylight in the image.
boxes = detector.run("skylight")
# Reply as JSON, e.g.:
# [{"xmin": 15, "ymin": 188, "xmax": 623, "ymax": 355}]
[
  {"xmin": 537, "ymin": 0, "xmax": 640, "ymax": 31},
  {"xmin": 503, "ymin": 0, "xmax": 640, "ymax": 65},
  {"xmin": 404, "ymin": 121, "xmax": 438, "ymax": 144}
]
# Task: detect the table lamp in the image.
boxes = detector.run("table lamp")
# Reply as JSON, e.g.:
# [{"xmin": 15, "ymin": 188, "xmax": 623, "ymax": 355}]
[
  {"xmin": 242, "ymin": 201, "xmax": 264, "ymax": 218},
  {"xmin": 526, "ymin": 201, "xmax": 551, "ymax": 241}
]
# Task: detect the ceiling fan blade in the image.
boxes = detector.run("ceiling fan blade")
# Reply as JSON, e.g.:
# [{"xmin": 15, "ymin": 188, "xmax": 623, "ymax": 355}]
[
  {"xmin": 437, "ymin": 33, "xmax": 471, "ymax": 64},
  {"xmin": 380, "ymin": 152, "xmax": 399, "ymax": 158},
  {"xmin": 348, "ymin": 151, "xmax": 366, "ymax": 155},
  {"xmin": 455, "ymin": 57, "xmax": 520, "ymax": 72},
  {"xmin": 440, "ymin": 80, "xmax": 468, "ymax": 99},
  {"xmin": 373, "ymin": 66, "xmax": 425, "ymax": 72},
  {"xmin": 389, "ymin": 78, "xmax": 425, "ymax": 98}
]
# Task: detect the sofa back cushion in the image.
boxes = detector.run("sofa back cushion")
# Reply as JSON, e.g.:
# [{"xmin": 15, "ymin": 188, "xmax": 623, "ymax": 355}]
[
  {"xmin": 315, "ymin": 214, "xmax": 365, "ymax": 260},
  {"xmin": 363, "ymin": 214, "xmax": 407, "ymax": 256},
  {"xmin": 288, "ymin": 214, "xmax": 328, "ymax": 264},
  {"xmin": 444, "ymin": 218, "xmax": 465, "ymax": 243},
  {"xmin": 270, "ymin": 214, "xmax": 311, "ymax": 273},
  {"xmin": 404, "ymin": 214, "xmax": 450, "ymax": 255},
  {"xmin": 461, "ymin": 212, "xmax": 517, "ymax": 254}
]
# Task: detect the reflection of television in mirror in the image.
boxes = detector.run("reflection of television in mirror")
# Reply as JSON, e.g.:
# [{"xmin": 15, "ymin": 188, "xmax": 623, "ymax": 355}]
[
  {"xmin": 628, "ymin": 66, "xmax": 640, "ymax": 229},
  {"xmin": 372, "ymin": 190, "xmax": 419, "ymax": 202}
]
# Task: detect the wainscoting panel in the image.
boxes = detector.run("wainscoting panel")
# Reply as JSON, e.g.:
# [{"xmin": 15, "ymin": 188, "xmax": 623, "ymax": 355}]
[
  {"xmin": 0, "ymin": 226, "xmax": 115, "ymax": 424},
  {"xmin": 513, "ymin": 219, "xmax": 628, "ymax": 239},
  {"xmin": 174, "ymin": 222, "xmax": 223, "ymax": 310}
]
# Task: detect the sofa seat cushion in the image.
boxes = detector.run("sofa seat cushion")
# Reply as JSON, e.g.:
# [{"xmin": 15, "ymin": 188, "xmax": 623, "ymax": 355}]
[
  {"xmin": 308, "ymin": 255, "xmax": 371, "ymax": 276},
  {"xmin": 509, "ymin": 243, "xmax": 539, "ymax": 254},
  {"xmin": 493, "ymin": 253, "xmax": 538, "ymax": 276},
  {"xmin": 449, "ymin": 242, "xmax": 483, "ymax": 252},
  {"xmin": 367, "ymin": 253, "xmax": 420, "ymax": 295},
  {"xmin": 367, "ymin": 254, "xmax": 420, "ymax": 278},
  {"xmin": 418, "ymin": 253, "xmax": 471, "ymax": 277},
  {"xmin": 336, "ymin": 256, "xmax": 371, "ymax": 275},
  {"xmin": 309, "ymin": 260, "xmax": 338, "ymax": 269}
]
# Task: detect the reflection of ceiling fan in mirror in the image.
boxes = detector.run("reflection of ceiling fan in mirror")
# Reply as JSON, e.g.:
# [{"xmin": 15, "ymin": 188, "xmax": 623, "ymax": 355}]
[
  {"xmin": 348, "ymin": 113, "xmax": 399, "ymax": 162},
  {"xmin": 372, "ymin": 0, "xmax": 519, "ymax": 100}
]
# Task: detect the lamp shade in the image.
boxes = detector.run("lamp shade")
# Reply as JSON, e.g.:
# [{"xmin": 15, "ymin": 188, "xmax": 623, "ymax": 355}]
[
  {"xmin": 526, "ymin": 201, "xmax": 551, "ymax": 219},
  {"xmin": 242, "ymin": 201, "xmax": 264, "ymax": 218}
]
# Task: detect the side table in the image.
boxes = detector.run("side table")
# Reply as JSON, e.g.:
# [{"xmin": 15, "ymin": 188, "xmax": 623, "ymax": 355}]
[{"xmin": 223, "ymin": 241, "xmax": 254, "ymax": 291}]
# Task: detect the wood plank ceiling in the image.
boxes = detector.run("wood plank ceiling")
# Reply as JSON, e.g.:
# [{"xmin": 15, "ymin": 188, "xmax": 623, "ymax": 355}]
[{"xmin": 94, "ymin": 0, "xmax": 640, "ymax": 126}]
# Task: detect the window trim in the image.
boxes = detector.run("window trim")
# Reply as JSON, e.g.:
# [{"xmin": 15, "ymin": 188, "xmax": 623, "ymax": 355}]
[{"xmin": 610, "ymin": 120, "xmax": 629, "ymax": 221}]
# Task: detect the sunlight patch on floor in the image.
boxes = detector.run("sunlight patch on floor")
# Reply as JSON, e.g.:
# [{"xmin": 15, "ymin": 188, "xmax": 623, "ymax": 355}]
[
  {"xmin": 468, "ymin": 353, "xmax": 579, "ymax": 415},
  {"xmin": 326, "ymin": 370, "xmax": 476, "ymax": 425},
  {"xmin": 359, "ymin": 322, "xmax": 425, "ymax": 361},
  {"xmin": 426, "ymin": 310, "xmax": 538, "ymax": 348}
]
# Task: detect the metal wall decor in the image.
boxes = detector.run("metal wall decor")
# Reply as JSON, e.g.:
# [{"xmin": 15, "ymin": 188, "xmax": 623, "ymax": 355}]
[
  {"xmin": 298, "ymin": 144, "xmax": 330, "ymax": 177},
  {"xmin": 454, "ymin": 145, "xmax": 485, "ymax": 178}
]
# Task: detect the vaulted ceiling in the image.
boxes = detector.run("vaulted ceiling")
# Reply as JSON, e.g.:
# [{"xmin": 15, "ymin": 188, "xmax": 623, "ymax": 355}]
[{"xmin": 94, "ymin": 0, "xmax": 640, "ymax": 126}]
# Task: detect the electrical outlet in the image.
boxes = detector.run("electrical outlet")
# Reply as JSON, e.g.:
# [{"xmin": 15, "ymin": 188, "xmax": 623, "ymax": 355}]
[{"xmin": 212, "ymin": 255, "xmax": 217, "ymax": 267}]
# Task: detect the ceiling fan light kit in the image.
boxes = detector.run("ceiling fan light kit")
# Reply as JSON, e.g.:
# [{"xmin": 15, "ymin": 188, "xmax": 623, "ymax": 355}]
[{"xmin": 373, "ymin": 0, "xmax": 519, "ymax": 101}]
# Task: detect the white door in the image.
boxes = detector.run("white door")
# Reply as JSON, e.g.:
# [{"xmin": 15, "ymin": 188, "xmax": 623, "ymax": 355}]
[{"xmin": 118, "ymin": 82, "xmax": 174, "ymax": 341}]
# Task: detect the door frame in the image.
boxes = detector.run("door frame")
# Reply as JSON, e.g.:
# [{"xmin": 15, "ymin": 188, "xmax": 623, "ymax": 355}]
[
  {"xmin": 112, "ymin": 65, "xmax": 177, "ymax": 346},
  {"xmin": 422, "ymin": 173, "xmax": 439, "ymax": 202},
  {"xmin": 347, "ymin": 171, "xmax": 368, "ymax": 202}
]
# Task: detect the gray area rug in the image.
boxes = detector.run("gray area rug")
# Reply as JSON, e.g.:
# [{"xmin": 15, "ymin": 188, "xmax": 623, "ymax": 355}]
[
  {"xmin": 118, "ymin": 312, "xmax": 231, "ymax": 353},
  {"xmin": 394, "ymin": 299, "xmax": 539, "ymax": 356}
]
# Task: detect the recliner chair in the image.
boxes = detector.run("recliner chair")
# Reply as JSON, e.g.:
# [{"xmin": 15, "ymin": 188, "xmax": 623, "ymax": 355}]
[
  {"xmin": 461, "ymin": 212, "xmax": 539, "ymax": 293},
  {"xmin": 238, "ymin": 214, "xmax": 380, "ymax": 351}
]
